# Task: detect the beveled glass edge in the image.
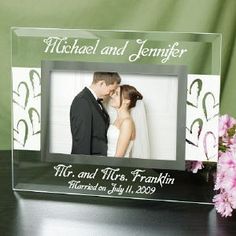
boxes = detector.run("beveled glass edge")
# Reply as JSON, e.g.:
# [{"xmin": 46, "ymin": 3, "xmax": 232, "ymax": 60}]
[
  {"xmin": 11, "ymin": 26, "xmax": 221, "ymax": 40},
  {"xmin": 13, "ymin": 184, "xmax": 214, "ymax": 205}
]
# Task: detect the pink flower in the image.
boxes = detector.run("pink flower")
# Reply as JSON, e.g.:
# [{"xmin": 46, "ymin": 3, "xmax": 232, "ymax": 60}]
[
  {"xmin": 219, "ymin": 114, "xmax": 236, "ymax": 137},
  {"xmin": 218, "ymin": 151, "xmax": 236, "ymax": 172},
  {"xmin": 214, "ymin": 169, "xmax": 228, "ymax": 190},
  {"xmin": 221, "ymin": 171, "xmax": 236, "ymax": 191},
  {"xmin": 215, "ymin": 169, "xmax": 236, "ymax": 191},
  {"xmin": 186, "ymin": 161, "xmax": 203, "ymax": 173},
  {"xmin": 229, "ymin": 136, "xmax": 236, "ymax": 152},
  {"xmin": 214, "ymin": 114, "xmax": 236, "ymax": 217},
  {"xmin": 229, "ymin": 189, "xmax": 236, "ymax": 209},
  {"xmin": 213, "ymin": 190, "xmax": 233, "ymax": 217},
  {"xmin": 221, "ymin": 135, "xmax": 236, "ymax": 150},
  {"xmin": 191, "ymin": 161, "xmax": 204, "ymax": 173},
  {"xmin": 229, "ymin": 136, "xmax": 236, "ymax": 145}
]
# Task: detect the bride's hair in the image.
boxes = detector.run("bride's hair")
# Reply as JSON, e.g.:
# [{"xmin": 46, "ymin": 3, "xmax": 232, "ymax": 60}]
[{"xmin": 120, "ymin": 85, "xmax": 143, "ymax": 109}]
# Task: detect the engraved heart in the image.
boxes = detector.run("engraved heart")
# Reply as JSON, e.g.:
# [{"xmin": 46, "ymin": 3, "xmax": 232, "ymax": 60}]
[
  {"xmin": 186, "ymin": 118, "xmax": 203, "ymax": 147},
  {"xmin": 29, "ymin": 69, "xmax": 41, "ymax": 98},
  {"xmin": 13, "ymin": 119, "xmax": 28, "ymax": 147},
  {"xmin": 187, "ymin": 79, "xmax": 202, "ymax": 108},
  {"xmin": 203, "ymin": 131, "xmax": 217, "ymax": 160},
  {"xmin": 202, "ymin": 92, "xmax": 219, "ymax": 121},
  {"xmin": 13, "ymin": 82, "xmax": 29, "ymax": 109},
  {"xmin": 28, "ymin": 107, "xmax": 41, "ymax": 135}
]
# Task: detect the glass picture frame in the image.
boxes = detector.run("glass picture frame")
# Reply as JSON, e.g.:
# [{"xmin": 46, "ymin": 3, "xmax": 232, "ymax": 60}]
[{"xmin": 12, "ymin": 27, "xmax": 221, "ymax": 203}]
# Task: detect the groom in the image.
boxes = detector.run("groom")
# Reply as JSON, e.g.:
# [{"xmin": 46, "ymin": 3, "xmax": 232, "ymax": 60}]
[{"xmin": 70, "ymin": 72, "xmax": 121, "ymax": 155}]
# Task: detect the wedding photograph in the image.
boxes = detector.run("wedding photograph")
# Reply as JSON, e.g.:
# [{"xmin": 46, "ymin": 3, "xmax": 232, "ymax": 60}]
[{"xmin": 41, "ymin": 61, "xmax": 187, "ymax": 168}]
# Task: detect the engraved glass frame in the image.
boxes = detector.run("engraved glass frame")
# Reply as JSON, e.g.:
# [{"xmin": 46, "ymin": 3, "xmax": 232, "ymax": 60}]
[{"xmin": 12, "ymin": 27, "xmax": 221, "ymax": 203}]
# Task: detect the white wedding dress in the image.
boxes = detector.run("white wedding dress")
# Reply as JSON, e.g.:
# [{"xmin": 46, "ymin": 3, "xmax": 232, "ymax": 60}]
[
  {"xmin": 107, "ymin": 124, "xmax": 134, "ymax": 158},
  {"xmin": 106, "ymin": 100, "xmax": 150, "ymax": 159}
]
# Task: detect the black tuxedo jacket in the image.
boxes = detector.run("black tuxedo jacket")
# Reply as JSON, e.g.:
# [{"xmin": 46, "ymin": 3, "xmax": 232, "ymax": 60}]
[{"xmin": 70, "ymin": 87, "xmax": 110, "ymax": 155}]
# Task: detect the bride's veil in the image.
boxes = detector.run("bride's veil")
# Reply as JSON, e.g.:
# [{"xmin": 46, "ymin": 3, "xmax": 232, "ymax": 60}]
[{"xmin": 131, "ymin": 100, "xmax": 150, "ymax": 159}]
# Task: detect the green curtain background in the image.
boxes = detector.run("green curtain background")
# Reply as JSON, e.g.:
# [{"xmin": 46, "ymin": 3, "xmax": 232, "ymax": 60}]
[{"xmin": 0, "ymin": 0, "xmax": 235, "ymax": 150}]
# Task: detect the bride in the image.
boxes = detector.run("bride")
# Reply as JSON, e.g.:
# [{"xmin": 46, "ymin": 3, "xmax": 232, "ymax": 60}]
[{"xmin": 107, "ymin": 84, "xmax": 150, "ymax": 159}]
